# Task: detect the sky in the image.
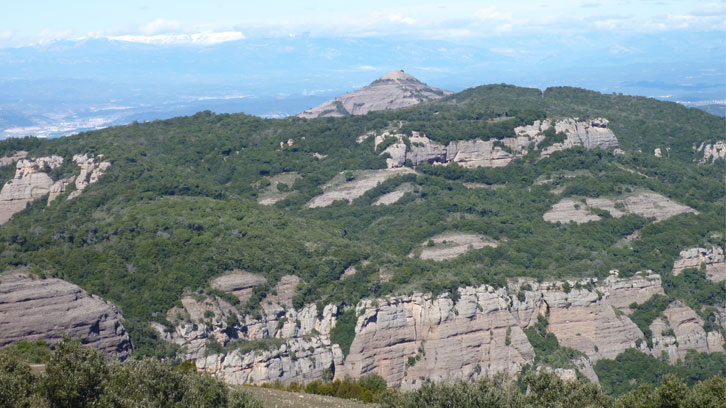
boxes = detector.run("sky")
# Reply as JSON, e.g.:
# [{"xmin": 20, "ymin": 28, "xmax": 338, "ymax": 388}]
[{"xmin": 2, "ymin": 0, "xmax": 725, "ymax": 46}]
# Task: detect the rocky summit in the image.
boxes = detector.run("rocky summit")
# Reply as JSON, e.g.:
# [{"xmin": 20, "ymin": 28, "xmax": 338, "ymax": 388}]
[{"xmin": 297, "ymin": 70, "xmax": 451, "ymax": 118}]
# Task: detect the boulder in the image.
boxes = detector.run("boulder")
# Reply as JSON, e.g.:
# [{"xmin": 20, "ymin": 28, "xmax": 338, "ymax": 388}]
[{"xmin": 0, "ymin": 271, "xmax": 131, "ymax": 359}]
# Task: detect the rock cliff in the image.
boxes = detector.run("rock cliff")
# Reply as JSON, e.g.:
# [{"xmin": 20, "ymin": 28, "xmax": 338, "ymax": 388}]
[
  {"xmin": 649, "ymin": 301, "xmax": 725, "ymax": 362},
  {"xmin": 0, "ymin": 271, "xmax": 131, "ymax": 359},
  {"xmin": 672, "ymin": 246, "xmax": 725, "ymax": 282},
  {"xmin": 0, "ymin": 151, "xmax": 28, "ymax": 167},
  {"xmin": 164, "ymin": 269, "xmax": 726, "ymax": 390},
  {"xmin": 0, "ymin": 156, "xmax": 63, "ymax": 224},
  {"xmin": 374, "ymin": 118, "xmax": 618, "ymax": 169},
  {"xmin": 0, "ymin": 153, "xmax": 110, "ymax": 224},
  {"xmin": 696, "ymin": 141, "xmax": 726, "ymax": 163},
  {"xmin": 298, "ymin": 70, "xmax": 451, "ymax": 119}
]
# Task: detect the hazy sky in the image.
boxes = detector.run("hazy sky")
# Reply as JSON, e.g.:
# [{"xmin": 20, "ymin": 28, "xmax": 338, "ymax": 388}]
[{"xmin": 3, "ymin": 1, "xmax": 724, "ymax": 46}]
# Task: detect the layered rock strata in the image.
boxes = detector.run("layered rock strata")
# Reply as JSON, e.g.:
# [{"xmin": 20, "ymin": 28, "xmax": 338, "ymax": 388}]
[
  {"xmin": 696, "ymin": 141, "xmax": 726, "ymax": 163},
  {"xmin": 307, "ymin": 168, "xmax": 415, "ymax": 208},
  {"xmin": 0, "ymin": 271, "xmax": 131, "ymax": 359},
  {"xmin": 375, "ymin": 118, "xmax": 618, "ymax": 169},
  {"xmin": 672, "ymin": 247, "xmax": 725, "ymax": 282},
  {"xmin": 171, "ymin": 270, "xmax": 718, "ymax": 389},
  {"xmin": 649, "ymin": 301, "xmax": 725, "ymax": 362},
  {"xmin": 68, "ymin": 154, "xmax": 111, "ymax": 199},
  {"xmin": 0, "ymin": 156, "xmax": 63, "ymax": 224}
]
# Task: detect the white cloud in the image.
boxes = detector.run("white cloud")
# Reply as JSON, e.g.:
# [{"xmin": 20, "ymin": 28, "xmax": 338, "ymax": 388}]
[
  {"xmin": 108, "ymin": 31, "xmax": 245, "ymax": 45},
  {"xmin": 358, "ymin": 65, "xmax": 379, "ymax": 71},
  {"xmin": 139, "ymin": 19, "xmax": 182, "ymax": 35},
  {"xmin": 388, "ymin": 14, "xmax": 416, "ymax": 25}
]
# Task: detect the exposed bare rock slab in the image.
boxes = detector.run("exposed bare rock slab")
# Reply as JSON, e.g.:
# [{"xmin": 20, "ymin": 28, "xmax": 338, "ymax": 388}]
[
  {"xmin": 298, "ymin": 70, "xmax": 451, "ymax": 119},
  {"xmin": 0, "ymin": 156, "xmax": 62, "ymax": 224},
  {"xmin": 539, "ymin": 118, "xmax": 619, "ymax": 157},
  {"xmin": 697, "ymin": 141, "xmax": 726, "ymax": 163},
  {"xmin": 307, "ymin": 168, "xmax": 415, "ymax": 208},
  {"xmin": 603, "ymin": 271, "xmax": 665, "ymax": 312},
  {"xmin": 621, "ymin": 192, "xmax": 697, "ymax": 221},
  {"xmin": 47, "ymin": 176, "xmax": 75, "ymax": 204},
  {"xmin": 650, "ymin": 301, "xmax": 725, "ymax": 362},
  {"xmin": 263, "ymin": 275, "xmax": 300, "ymax": 310},
  {"xmin": 412, "ymin": 232, "xmax": 498, "ymax": 261},
  {"xmin": 68, "ymin": 154, "xmax": 111, "ymax": 200},
  {"xmin": 546, "ymin": 192, "xmax": 697, "ymax": 224},
  {"xmin": 345, "ymin": 289, "xmax": 535, "ymax": 390},
  {"xmin": 543, "ymin": 198, "xmax": 601, "ymax": 224},
  {"xmin": 257, "ymin": 172, "xmax": 301, "ymax": 206},
  {"xmin": 445, "ymin": 139, "xmax": 515, "ymax": 168},
  {"xmin": 211, "ymin": 271, "xmax": 267, "ymax": 305},
  {"xmin": 672, "ymin": 246, "xmax": 725, "ymax": 282},
  {"xmin": 0, "ymin": 271, "xmax": 130, "ymax": 359},
  {"xmin": 0, "ymin": 151, "xmax": 27, "ymax": 167},
  {"xmin": 372, "ymin": 183, "xmax": 414, "ymax": 206}
]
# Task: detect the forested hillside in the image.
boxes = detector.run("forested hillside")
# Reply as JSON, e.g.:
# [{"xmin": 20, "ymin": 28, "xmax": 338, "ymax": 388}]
[{"xmin": 0, "ymin": 85, "xmax": 724, "ymax": 396}]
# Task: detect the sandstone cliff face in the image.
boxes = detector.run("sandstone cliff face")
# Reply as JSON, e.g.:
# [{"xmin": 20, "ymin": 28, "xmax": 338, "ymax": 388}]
[
  {"xmin": 0, "ymin": 153, "xmax": 110, "ymax": 224},
  {"xmin": 375, "ymin": 118, "xmax": 618, "ymax": 169},
  {"xmin": 166, "ymin": 271, "xmax": 722, "ymax": 390},
  {"xmin": 672, "ymin": 247, "xmax": 725, "ymax": 282},
  {"xmin": 0, "ymin": 156, "xmax": 63, "ymax": 224},
  {"xmin": 307, "ymin": 168, "xmax": 415, "ymax": 208},
  {"xmin": 649, "ymin": 301, "xmax": 725, "ymax": 363},
  {"xmin": 696, "ymin": 141, "xmax": 726, "ymax": 163},
  {"xmin": 298, "ymin": 70, "xmax": 451, "ymax": 119},
  {"xmin": 0, "ymin": 271, "xmax": 131, "ymax": 359}
]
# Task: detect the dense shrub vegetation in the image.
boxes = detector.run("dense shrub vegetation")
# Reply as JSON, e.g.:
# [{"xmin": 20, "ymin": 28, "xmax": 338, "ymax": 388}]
[
  {"xmin": 0, "ymin": 84, "xmax": 723, "ymax": 378},
  {"xmin": 0, "ymin": 339, "xmax": 262, "ymax": 408}
]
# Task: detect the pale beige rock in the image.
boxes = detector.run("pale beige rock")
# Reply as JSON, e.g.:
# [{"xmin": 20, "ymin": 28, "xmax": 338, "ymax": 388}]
[
  {"xmin": 307, "ymin": 168, "xmax": 415, "ymax": 208},
  {"xmin": 68, "ymin": 154, "xmax": 111, "ymax": 200},
  {"xmin": 603, "ymin": 272, "xmax": 665, "ymax": 312},
  {"xmin": 263, "ymin": 275, "xmax": 300, "ymax": 309},
  {"xmin": 211, "ymin": 271, "xmax": 267, "ymax": 305},
  {"xmin": 0, "ymin": 271, "xmax": 130, "ymax": 359},
  {"xmin": 585, "ymin": 197, "xmax": 627, "ymax": 218},
  {"xmin": 0, "ymin": 151, "xmax": 28, "ymax": 167},
  {"xmin": 298, "ymin": 70, "xmax": 451, "ymax": 119},
  {"xmin": 373, "ymin": 183, "xmax": 414, "ymax": 206},
  {"xmin": 622, "ymin": 193, "xmax": 697, "ymax": 221},
  {"xmin": 413, "ymin": 232, "xmax": 498, "ymax": 261},
  {"xmin": 543, "ymin": 198, "xmax": 600, "ymax": 224},
  {"xmin": 540, "ymin": 118, "xmax": 619, "ymax": 157},
  {"xmin": 672, "ymin": 247, "xmax": 725, "ymax": 282},
  {"xmin": 650, "ymin": 301, "xmax": 725, "ymax": 362},
  {"xmin": 345, "ymin": 289, "xmax": 535, "ymax": 390},
  {"xmin": 654, "ymin": 148, "xmax": 662, "ymax": 158},
  {"xmin": 445, "ymin": 140, "xmax": 515, "ymax": 168},
  {"xmin": 697, "ymin": 141, "xmax": 726, "ymax": 163},
  {"xmin": 47, "ymin": 176, "xmax": 76, "ymax": 204},
  {"xmin": 0, "ymin": 156, "xmax": 62, "ymax": 224}
]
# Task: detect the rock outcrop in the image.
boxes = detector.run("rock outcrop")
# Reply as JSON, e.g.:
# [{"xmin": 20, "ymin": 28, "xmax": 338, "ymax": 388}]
[
  {"xmin": 0, "ymin": 156, "xmax": 63, "ymax": 224},
  {"xmin": 672, "ymin": 247, "xmax": 725, "ymax": 282},
  {"xmin": 411, "ymin": 232, "xmax": 498, "ymax": 261},
  {"xmin": 544, "ymin": 192, "xmax": 697, "ymax": 224},
  {"xmin": 307, "ymin": 168, "xmax": 415, "ymax": 208},
  {"xmin": 211, "ymin": 272, "xmax": 268, "ymax": 305},
  {"xmin": 68, "ymin": 154, "xmax": 111, "ymax": 200},
  {"xmin": 164, "ymin": 270, "xmax": 721, "ymax": 390},
  {"xmin": 0, "ymin": 271, "xmax": 131, "ymax": 359},
  {"xmin": 375, "ymin": 118, "xmax": 618, "ymax": 169},
  {"xmin": 0, "ymin": 151, "xmax": 28, "ymax": 167},
  {"xmin": 649, "ymin": 301, "xmax": 725, "ymax": 363},
  {"xmin": 298, "ymin": 70, "xmax": 451, "ymax": 119},
  {"xmin": 696, "ymin": 141, "xmax": 726, "ymax": 163},
  {"xmin": 0, "ymin": 153, "xmax": 110, "ymax": 224}
]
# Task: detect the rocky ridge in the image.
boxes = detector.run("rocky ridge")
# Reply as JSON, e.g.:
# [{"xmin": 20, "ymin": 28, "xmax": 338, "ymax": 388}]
[
  {"xmin": 0, "ymin": 271, "xmax": 131, "ymax": 359},
  {"xmin": 372, "ymin": 118, "xmax": 618, "ymax": 169},
  {"xmin": 0, "ymin": 152, "xmax": 110, "ymax": 224},
  {"xmin": 298, "ymin": 70, "xmax": 451, "ymax": 119},
  {"xmin": 163, "ymin": 270, "xmax": 724, "ymax": 389}
]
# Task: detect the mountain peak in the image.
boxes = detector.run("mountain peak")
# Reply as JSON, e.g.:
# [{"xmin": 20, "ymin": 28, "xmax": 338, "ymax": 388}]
[
  {"xmin": 298, "ymin": 70, "xmax": 451, "ymax": 119},
  {"xmin": 379, "ymin": 69, "xmax": 419, "ymax": 82}
]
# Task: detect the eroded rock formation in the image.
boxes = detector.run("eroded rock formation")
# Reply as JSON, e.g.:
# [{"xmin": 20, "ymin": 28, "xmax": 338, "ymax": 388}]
[
  {"xmin": 0, "ymin": 271, "xmax": 131, "ymax": 359},
  {"xmin": 374, "ymin": 118, "xmax": 619, "ymax": 169},
  {"xmin": 298, "ymin": 70, "xmax": 451, "ymax": 119},
  {"xmin": 0, "ymin": 156, "xmax": 63, "ymax": 224},
  {"xmin": 68, "ymin": 154, "xmax": 111, "ymax": 200},
  {"xmin": 696, "ymin": 141, "xmax": 726, "ymax": 163},
  {"xmin": 672, "ymin": 247, "xmax": 725, "ymax": 282},
  {"xmin": 307, "ymin": 168, "xmax": 415, "ymax": 208},
  {"xmin": 649, "ymin": 301, "xmax": 725, "ymax": 362}
]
